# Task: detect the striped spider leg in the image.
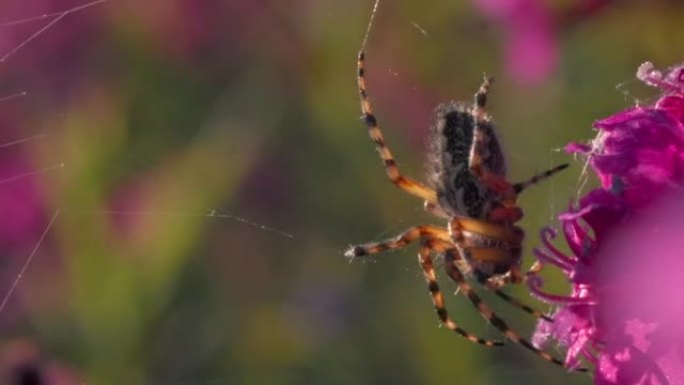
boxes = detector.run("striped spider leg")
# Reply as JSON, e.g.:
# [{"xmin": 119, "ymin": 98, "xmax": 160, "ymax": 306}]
[{"xmin": 347, "ymin": 0, "xmax": 582, "ymax": 372}]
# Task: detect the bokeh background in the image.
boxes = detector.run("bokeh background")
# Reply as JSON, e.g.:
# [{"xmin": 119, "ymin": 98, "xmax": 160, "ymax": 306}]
[{"xmin": 0, "ymin": 0, "xmax": 681, "ymax": 384}]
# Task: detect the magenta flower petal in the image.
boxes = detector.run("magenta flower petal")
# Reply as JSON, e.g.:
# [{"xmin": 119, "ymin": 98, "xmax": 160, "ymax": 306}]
[
  {"xmin": 559, "ymin": 189, "xmax": 625, "ymax": 240},
  {"xmin": 561, "ymin": 212, "xmax": 588, "ymax": 258},
  {"xmin": 594, "ymin": 195, "xmax": 684, "ymax": 385},
  {"xmin": 566, "ymin": 142, "xmax": 592, "ymax": 154},
  {"xmin": 637, "ymin": 62, "xmax": 684, "ymax": 93},
  {"xmin": 537, "ymin": 228, "xmax": 576, "ymax": 268},
  {"xmin": 570, "ymin": 63, "xmax": 684, "ymax": 209},
  {"xmin": 530, "ymin": 62, "xmax": 684, "ymax": 382},
  {"xmin": 656, "ymin": 95, "xmax": 684, "ymax": 122}
]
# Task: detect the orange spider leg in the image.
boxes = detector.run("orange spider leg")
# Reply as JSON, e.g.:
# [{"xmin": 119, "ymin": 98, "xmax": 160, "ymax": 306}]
[
  {"xmin": 500, "ymin": 261, "xmax": 544, "ymax": 285},
  {"xmin": 357, "ymin": 51, "xmax": 437, "ymax": 203},
  {"xmin": 418, "ymin": 241, "xmax": 503, "ymax": 347},
  {"xmin": 478, "ymin": 277, "xmax": 552, "ymax": 322},
  {"xmin": 424, "ymin": 201, "xmax": 449, "ymax": 218},
  {"xmin": 487, "ymin": 165, "xmax": 569, "ymax": 222},
  {"xmin": 443, "ymin": 249, "xmax": 586, "ymax": 371},
  {"xmin": 450, "ymin": 216, "xmax": 522, "ymax": 244},
  {"xmin": 345, "ymin": 225, "xmax": 450, "ymax": 258},
  {"xmin": 466, "ymin": 76, "xmax": 570, "ymax": 203},
  {"xmin": 426, "ymin": 235, "xmax": 552, "ymax": 324},
  {"xmin": 467, "ymin": 76, "xmax": 512, "ymax": 196},
  {"xmin": 345, "ymin": 225, "xmax": 503, "ymax": 347}
]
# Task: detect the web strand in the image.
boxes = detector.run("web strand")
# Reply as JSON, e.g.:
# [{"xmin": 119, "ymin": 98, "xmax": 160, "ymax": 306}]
[
  {"xmin": 0, "ymin": 0, "xmax": 108, "ymax": 63},
  {"xmin": 0, "ymin": 210, "xmax": 60, "ymax": 314},
  {"xmin": 360, "ymin": 0, "xmax": 380, "ymax": 52}
]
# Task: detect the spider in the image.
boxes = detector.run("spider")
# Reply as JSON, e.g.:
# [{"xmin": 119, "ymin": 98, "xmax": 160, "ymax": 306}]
[{"xmin": 345, "ymin": 1, "xmax": 583, "ymax": 372}]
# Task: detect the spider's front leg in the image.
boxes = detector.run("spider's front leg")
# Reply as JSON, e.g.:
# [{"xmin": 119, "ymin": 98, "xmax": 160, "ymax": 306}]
[
  {"xmin": 479, "ymin": 267, "xmax": 552, "ymax": 322},
  {"xmin": 513, "ymin": 164, "xmax": 569, "ymax": 195},
  {"xmin": 357, "ymin": 51, "xmax": 437, "ymax": 203},
  {"xmin": 344, "ymin": 225, "xmax": 450, "ymax": 259}
]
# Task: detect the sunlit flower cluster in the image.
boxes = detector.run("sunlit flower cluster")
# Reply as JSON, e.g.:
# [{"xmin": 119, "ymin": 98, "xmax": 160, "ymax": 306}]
[{"xmin": 531, "ymin": 62, "xmax": 684, "ymax": 384}]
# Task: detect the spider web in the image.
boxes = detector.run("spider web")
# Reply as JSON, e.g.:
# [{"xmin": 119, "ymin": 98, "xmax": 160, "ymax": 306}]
[
  {"xmin": 4, "ymin": 0, "xmax": 659, "ymax": 384},
  {"xmin": 0, "ymin": 2, "xmax": 305, "ymax": 385}
]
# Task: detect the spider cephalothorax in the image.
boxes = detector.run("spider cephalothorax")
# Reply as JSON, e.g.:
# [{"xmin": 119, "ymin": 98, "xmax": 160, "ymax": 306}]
[{"xmin": 346, "ymin": 0, "xmax": 581, "ymax": 372}]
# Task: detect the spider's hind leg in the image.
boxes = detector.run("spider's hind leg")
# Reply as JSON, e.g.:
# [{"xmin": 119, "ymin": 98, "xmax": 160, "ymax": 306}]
[
  {"xmin": 443, "ymin": 249, "xmax": 585, "ymax": 371},
  {"xmin": 346, "ymin": 225, "xmax": 504, "ymax": 347},
  {"xmin": 418, "ymin": 242, "xmax": 503, "ymax": 347},
  {"xmin": 477, "ymin": 262, "xmax": 552, "ymax": 321},
  {"xmin": 478, "ymin": 277, "xmax": 553, "ymax": 322}
]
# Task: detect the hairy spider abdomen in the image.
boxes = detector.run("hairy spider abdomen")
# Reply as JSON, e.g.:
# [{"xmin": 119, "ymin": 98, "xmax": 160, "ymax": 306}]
[{"xmin": 429, "ymin": 102, "xmax": 506, "ymax": 219}]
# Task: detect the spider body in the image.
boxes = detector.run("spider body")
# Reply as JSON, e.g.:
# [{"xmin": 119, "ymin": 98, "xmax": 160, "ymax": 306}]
[
  {"xmin": 429, "ymin": 101, "xmax": 523, "ymax": 280},
  {"xmin": 430, "ymin": 102, "xmax": 506, "ymax": 219},
  {"xmin": 346, "ymin": 2, "xmax": 585, "ymax": 368}
]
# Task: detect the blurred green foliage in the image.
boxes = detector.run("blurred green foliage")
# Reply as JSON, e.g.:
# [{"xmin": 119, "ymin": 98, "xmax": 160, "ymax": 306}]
[{"xmin": 0, "ymin": 0, "xmax": 682, "ymax": 384}]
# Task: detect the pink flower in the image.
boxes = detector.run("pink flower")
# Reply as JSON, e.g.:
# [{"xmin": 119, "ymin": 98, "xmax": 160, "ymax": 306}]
[
  {"xmin": 0, "ymin": 152, "xmax": 46, "ymax": 252},
  {"xmin": 530, "ymin": 62, "xmax": 684, "ymax": 383},
  {"xmin": 472, "ymin": 0, "xmax": 557, "ymax": 85},
  {"xmin": 472, "ymin": 0, "xmax": 613, "ymax": 85}
]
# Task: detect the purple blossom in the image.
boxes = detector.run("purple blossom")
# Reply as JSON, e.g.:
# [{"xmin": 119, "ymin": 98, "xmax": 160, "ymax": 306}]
[{"xmin": 530, "ymin": 62, "xmax": 684, "ymax": 383}]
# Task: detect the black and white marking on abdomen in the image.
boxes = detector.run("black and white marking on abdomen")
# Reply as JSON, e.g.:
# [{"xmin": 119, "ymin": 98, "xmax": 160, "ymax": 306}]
[{"xmin": 428, "ymin": 102, "xmax": 506, "ymax": 218}]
